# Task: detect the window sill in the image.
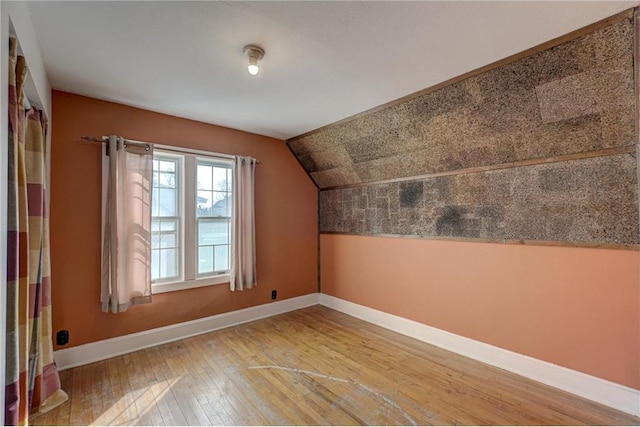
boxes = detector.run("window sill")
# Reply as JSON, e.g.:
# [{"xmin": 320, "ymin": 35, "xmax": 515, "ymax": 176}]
[{"xmin": 152, "ymin": 274, "xmax": 230, "ymax": 294}]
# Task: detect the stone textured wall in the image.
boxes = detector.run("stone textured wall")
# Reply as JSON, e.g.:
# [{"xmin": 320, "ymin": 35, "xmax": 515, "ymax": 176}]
[
  {"xmin": 319, "ymin": 154, "xmax": 638, "ymax": 245},
  {"xmin": 290, "ymin": 16, "xmax": 640, "ymax": 246}
]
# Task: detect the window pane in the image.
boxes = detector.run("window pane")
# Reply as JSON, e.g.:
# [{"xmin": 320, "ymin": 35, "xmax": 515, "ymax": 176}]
[
  {"xmin": 151, "ymin": 250, "xmax": 160, "ymax": 281},
  {"xmin": 213, "ymin": 167, "xmax": 228, "ymax": 191},
  {"xmin": 151, "ymin": 233, "xmax": 160, "ymax": 250},
  {"xmin": 160, "ymin": 248, "xmax": 178, "ymax": 279},
  {"xmin": 160, "ymin": 233, "xmax": 176, "ymax": 249},
  {"xmin": 152, "ymin": 219, "xmax": 160, "ymax": 232},
  {"xmin": 159, "ymin": 160, "xmax": 175, "ymax": 172},
  {"xmin": 214, "ymin": 245, "xmax": 229, "ymax": 271},
  {"xmin": 152, "ymin": 188, "xmax": 160, "ymax": 216},
  {"xmin": 226, "ymin": 168, "xmax": 232, "ymax": 192},
  {"xmin": 158, "ymin": 188, "xmax": 177, "ymax": 216},
  {"xmin": 160, "ymin": 220, "xmax": 176, "ymax": 232},
  {"xmin": 158, "ymin": 172, "xmax": 176, "ymax": 189},
  {"xmin": 197, "ymin": 190, "xmax": 213, "ymax": 217},
  {"xmin": 198, "ymin": 246, "xmax": 214, "ymax": 275},
  {"xmin": 211, "ymin": 191, "xmax": 230, "ymax": 217},
  {"xmin": 198, "ymin": 219, "xmax": 229, "ymax": 246},
  {"xmin": 197, "ymin": 165, "xmax": 213, "ymax": 190}
]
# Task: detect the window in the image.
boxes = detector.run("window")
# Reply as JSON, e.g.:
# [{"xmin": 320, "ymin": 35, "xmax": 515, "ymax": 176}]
[
  {"xmin": 196, "ymin": 160, "xmax": 232, "ymax": 276},
  {"xmin": 151, "ymin": 149, "xmax": 233, "ymax": 293},
  {"xmin": 151, "ymin": 155, "xmax": 181, "ymax": 282}
]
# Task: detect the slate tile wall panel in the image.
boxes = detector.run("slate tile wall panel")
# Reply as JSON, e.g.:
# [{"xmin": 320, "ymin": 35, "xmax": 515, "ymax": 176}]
[{"xmin": 319, "ymin": 154, "xmax": 639, "ymax": 245}]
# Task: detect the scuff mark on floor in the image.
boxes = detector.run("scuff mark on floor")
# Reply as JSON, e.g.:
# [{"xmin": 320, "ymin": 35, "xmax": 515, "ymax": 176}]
[
  {"xmin": 249, "ymin": 365, "xmax": 349, "ymax": 383},
  {"xmin": 357, "ymin": 382, "xmax": 417, "ymax": 426},
  {"xmin": 248, "ymin": 365, "xmax": 418, "ymax": 426}
]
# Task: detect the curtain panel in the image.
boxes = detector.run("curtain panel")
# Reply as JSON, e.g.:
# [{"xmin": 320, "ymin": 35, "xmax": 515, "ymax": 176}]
[
  {"xmin": 101, "ymin": 136, "xmax": 153, "ymax": 313},
  {"xmin": 230, "ymin": 156, "xmax": 257, "ymax": 291},
  {"xmin": 5, "ymin": 37, "xmax": 68, "ymax": 425}
]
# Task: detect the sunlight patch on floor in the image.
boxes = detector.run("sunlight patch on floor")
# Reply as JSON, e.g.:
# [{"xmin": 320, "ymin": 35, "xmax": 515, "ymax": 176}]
[{"xmin": 90, "ymin": 377, "xmax": 181, "ymax": 425}]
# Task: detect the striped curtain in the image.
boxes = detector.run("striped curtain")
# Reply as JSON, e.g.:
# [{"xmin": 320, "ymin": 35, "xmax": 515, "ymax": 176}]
[{"xmin": 5, "ymin": 37, "xmax": 68, "ymax": 425}]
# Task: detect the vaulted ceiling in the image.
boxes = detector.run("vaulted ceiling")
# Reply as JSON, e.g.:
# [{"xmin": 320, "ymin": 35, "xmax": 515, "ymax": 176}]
[{"xmin": 27, "ymin": 1, "xmax": 637, "ymax": 140}]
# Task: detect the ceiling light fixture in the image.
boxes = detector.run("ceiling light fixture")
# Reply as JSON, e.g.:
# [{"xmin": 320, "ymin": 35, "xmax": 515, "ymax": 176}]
[{"xmin": 243, "ymin": 45, "xmax": 265, "ymax": 76}]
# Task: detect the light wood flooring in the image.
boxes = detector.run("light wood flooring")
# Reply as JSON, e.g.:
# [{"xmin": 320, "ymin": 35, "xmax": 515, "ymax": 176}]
[{"xmin": 33, "ymin": 306, "xmax": 639, "ymax": 425}]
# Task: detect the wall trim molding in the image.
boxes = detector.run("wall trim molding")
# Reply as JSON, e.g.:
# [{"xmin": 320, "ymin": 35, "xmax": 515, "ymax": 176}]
[
  {"xmin": 319, "ymin": 146, "xmax": 636, "ymax": 192},
  {"xmin": 53, "ymin": 293, "xmax": 320, "ymax": 371},
  {"xmin": 319, "ymin": 294, "xmax": 640, "ymax": 417},
  {"xmin": 319, "ymin": 231, "xmax": 639, "ymax": 251}
]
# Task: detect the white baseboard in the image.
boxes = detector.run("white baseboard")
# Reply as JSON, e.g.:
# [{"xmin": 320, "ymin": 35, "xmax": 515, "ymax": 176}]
[
  {"xmin": 54, "ymin": 293, "xmax": 319, "ymax": 371},
  {"xmin": 54, "ymin": 292, "xmax": 639, "ymax": 417},
  {"xmin": 319, "ymin": 294, "xmax": 640, "ymax": 417}
]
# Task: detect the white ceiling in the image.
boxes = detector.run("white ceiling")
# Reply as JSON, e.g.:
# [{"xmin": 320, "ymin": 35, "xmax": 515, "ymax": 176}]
[{"xmin": 27, "ymin": 1, "xmax": 638, "ymax": 140}]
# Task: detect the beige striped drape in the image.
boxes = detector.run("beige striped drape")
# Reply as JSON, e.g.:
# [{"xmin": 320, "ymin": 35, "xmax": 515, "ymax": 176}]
[{"xmin": 5, "ymin": 37, "xmax": 68, "ymax": 425}]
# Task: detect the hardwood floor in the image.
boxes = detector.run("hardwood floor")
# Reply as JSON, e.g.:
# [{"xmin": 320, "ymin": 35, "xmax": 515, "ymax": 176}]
[{"xmin": 33, "ymin": 306, "xmax": 639, "ymax": 426}]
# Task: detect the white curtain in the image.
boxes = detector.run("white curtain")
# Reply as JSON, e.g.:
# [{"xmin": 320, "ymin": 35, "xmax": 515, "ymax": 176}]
[
  {"xmin": 230, "ymin": 155, "xmax": 257, "ymax": 291},
  {"xmin": 101, "ymin": 136, "xmax": 153, "ymax": 312}
]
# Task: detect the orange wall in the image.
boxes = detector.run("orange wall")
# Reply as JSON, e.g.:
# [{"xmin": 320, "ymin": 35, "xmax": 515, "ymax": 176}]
[
  {"xmin": 50, "ymin": 91, "xmax": 318, "ymax": 349},
  {"xmin": 320, "ymin": 233, "xmax": 640, "ymax": 389}
]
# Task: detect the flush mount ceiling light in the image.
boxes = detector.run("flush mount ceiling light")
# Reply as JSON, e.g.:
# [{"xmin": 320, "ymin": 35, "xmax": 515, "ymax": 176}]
[{"xmin": 243, "ymin": 44, "xmax": 265, "ymax": 76}]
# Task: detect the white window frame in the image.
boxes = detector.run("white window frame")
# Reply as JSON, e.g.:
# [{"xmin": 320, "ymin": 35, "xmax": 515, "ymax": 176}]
[
  {"xmin": 151, "ymin": 145, "xmax": 234, "ymax": 294},
  {"xmin": 195, "ymin": 157, "xmax": 232, "ymax": 279},
  {"xmin": 151, "ymin": 152, "xmax": 184, "ymax": 286}
]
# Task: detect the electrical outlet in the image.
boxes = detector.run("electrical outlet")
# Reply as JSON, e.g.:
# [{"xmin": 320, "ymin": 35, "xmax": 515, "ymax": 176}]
[
  {"xmin": 271, "ymin": 290, "xmax": 277, "ymax": 300},
  {"xmin": 56, "ymin": 330, "xmax": 69, "ymax": 346}
]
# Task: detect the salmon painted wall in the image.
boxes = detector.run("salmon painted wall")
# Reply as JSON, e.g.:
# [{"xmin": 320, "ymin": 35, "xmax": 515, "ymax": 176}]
[
  {"xmin": 320, "ymin": 233, "xmax": 640, "ymax": 389},
  {"xmin": 50, "ymin": 91, "xmax": 318, "ymax": 349}
]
